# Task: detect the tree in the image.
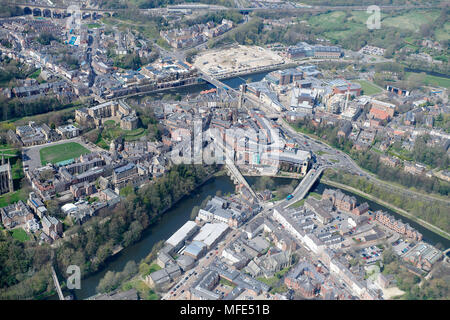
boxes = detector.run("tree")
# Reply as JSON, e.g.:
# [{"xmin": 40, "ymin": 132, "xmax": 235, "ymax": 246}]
[
  {"xmin": 96, "ymin": 271, "xmax": 118, "ymax": 293},
  {"xmin": 190, "ymin": 205, "xmax": 200, "ymax": 220}
]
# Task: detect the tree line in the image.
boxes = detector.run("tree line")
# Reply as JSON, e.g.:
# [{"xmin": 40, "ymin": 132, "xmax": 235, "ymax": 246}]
[
  {"xmin": 294, "ymin": 119, "xmax": 450, "ymax": 196},
  {"xmin": 325, "ymin": 169, "xmax": 450, "ymax": 234},
  {"xmin": 0, "ymin": 97, "xmax": 75, "ymax": 122},
  {"xmin": 0, "ymin": 164, "xmax": 216, "ymax": 299}
]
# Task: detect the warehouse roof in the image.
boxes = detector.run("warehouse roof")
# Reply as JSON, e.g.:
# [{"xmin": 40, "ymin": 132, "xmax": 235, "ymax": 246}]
[{"xmin": 166, "ymin": 220, "xmax": 198, "ymax": 248}]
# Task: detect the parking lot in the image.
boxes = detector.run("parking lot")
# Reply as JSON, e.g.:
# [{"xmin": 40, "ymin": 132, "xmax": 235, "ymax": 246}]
[
  {"xmin": 392, "ymin": 238, "xmax": 414, "ymax": 256},
  {"xmin": 318, "ymin": 213, "xmax": 350, "ymax": 234},
  {"xmin": 360, "ymin": 245, "xmax": 383, "ymax": 264}
]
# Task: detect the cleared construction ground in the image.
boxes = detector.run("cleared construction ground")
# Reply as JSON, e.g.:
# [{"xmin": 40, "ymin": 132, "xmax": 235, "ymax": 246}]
[{"xmin": 194, "ymin": 45, "xmax": 288, "ymax": 78}]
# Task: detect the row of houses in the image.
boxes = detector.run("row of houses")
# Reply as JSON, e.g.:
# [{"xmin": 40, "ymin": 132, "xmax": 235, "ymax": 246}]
[{"xmin": 375, "ymin": 211, "xmax": 423, "ymax": 241}]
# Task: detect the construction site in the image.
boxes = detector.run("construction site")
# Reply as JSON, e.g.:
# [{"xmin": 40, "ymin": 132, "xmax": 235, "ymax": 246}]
[{"xmin": 193, "ymin": 45, "xmax": 288, "ymax": 79}]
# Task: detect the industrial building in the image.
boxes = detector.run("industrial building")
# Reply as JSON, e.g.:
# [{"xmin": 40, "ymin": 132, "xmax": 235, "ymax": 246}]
[
  {"xmin": 166, "ymin": 220, "xmax": 199, "ymax": 252},
  {"xmin": 192, "ymin": 222, "xmax": 229, "ymax": 249}
]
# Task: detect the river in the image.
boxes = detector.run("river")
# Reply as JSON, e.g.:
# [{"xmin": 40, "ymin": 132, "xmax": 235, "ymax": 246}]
[
  {"xmin": 244, "ymin": 176, "xmax": 449, "ymax": 248},
  {"xmin": 311, "ymin": 182, "xmax": 450, "ymax": 249},
  {"xmin": 54, "ymin": 67, "xmax": 449, "ymax": 298},
  {"xmin": 55, "ymin": 174, "xmax": 449, "ymax": 300},
  {"xmin": 135, "ymin": 70, "xmax": 272, "ymax": 101},
  {"xmin": 64, "ymin": 175, "xmax": 236, "ymax": 300}
]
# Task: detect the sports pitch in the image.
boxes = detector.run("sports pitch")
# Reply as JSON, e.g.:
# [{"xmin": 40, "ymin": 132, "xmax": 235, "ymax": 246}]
[{"xmin": 40, "ymin": 142, "xmax": 90, "ymax": 165}]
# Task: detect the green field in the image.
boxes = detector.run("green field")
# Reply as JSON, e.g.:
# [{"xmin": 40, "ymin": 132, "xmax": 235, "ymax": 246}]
[
  {"xmin": 355, "ymin": 80, "xmax": 384, "ymax": 96},
  {"xmin": 308, "ymin": 11, "xmax": 374, "ymax": 41},
  {"xmin": 11, "ymin": 228, "xmax": 30, "ymax": 242},
  {"xmin": 87, "ymin": 23, "xmax": 101, "ymax": 29},
  {"xmin": 40, "ymin": 142, "xmax": 90, "ymax": 165},
  {"xmin": 0, "ymin": 188, "xmax": 28, "ymax": 208},
  {"xmin": 405, "ymin": 72, "xmax": 450, "ymax": 89},
  {"xmin": 382, "ymin": 10, "xmax": 440, "ymax": 32},
  {"xmin": 435, "ymin": 22, "xmax": 450, "ymax": 41},
  {"xmin": 96, "ymin": 121, "xmax": 147, "ymax": 149}
]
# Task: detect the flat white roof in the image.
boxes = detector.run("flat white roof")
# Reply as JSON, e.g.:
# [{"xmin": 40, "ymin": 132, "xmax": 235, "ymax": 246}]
[
  {"xmin": 193, "ymin": 222, "xmax": 228, "ymax": 247},
  {"xmin": 61, "ymin": 203, "xmax": 78, "ymax": 213},
  {"xmin": 166, "ymin": 220, "xmax": 198, "ymax": 248}
]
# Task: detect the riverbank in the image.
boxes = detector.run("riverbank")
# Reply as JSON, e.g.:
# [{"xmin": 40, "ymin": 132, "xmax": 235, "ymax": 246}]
[
  {"xmin": 321, "ymin": 178, "xmax": 450, "ymax": 242},
  {"xmin": 68, "ymin": 174, "xmax": 236, "ymax": 300},
  {"xmin": 285, "ymin": 120, "xmax": 450, "ymax": 204}
]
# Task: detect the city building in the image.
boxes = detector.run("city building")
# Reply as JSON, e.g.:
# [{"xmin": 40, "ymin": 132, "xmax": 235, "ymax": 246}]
[
  {"xmin": 375, "ymin": 211, "xmax": 422, "ymax": 241},
  {"xmin": 166, "ymin": 220, "xmax": 199, "ymax": 252},
  {"xmin": 75, "ymin": 100, "xmax": 138, "ymax": 130},
  {"xmin": 0, "ymin": 200, "xmax": 34, "ymax": 229},
  {"xmin": 41, "ymin": 215, "xmax": 63, "ymax": 241}
]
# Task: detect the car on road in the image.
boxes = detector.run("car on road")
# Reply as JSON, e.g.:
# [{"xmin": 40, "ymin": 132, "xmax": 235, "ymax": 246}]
[{"xmin": 286, "ymin": 194, "xmax": 294, "ymax": 200}]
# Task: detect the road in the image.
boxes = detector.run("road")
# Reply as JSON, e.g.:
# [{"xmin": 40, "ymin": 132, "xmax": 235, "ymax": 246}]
[
  {"xmin": 11, "ymin": 2, "xmax": 441, "ymax": 15},
  {"xmin": 283, "ymin": 166, "xmax": 326, "ymax": 208},
  {"xmin": 277, "ymin": 118, "xmax": 450, "ymax": 205},
  {"xmin": 188, "ymin": 51, "xmax": 450, "ymax": 208},
  {"xmin": 323, "ymin": 178, "xmax": 450, "ymax": 240}
]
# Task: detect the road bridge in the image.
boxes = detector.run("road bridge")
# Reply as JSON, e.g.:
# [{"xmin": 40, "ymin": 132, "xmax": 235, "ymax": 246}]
[
  {"xmin": 199, "ymin": 72, "xmax": 238, "ymax": 96},
  {"xmin": 283, "ymin": 165, "xmax": 326, "ymax": 208}
]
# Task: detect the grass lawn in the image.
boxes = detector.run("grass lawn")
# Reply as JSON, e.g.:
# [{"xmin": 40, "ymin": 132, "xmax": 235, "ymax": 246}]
[
  {"xmin": 256, "ymin": 276, "xmax": 279, "ymax": 288},
  {"xmin": 87, "ymin": 23, "xmax": 101, "ymax": 29},
  {"xmin": 11, "ymin": 159, "xmax": 24, "ymax": 180},
  {"xmin": 139, "ymin": 261, "xmax": 162, "ymax": 277},
  {"xmin": 122, "ymin": 279, "xmax": 160, "ymax": 300},
  {"xmin": 147, "ymin": 263, "xmax": 161, "ymax": 274},
  {"xmin": 40, "ymin": 142, "xmax": 90, "ymax": 165},
  {"xmin": 435, "ymin": 22, "xmax": 450, "ymax": 41},
  {"xmin": 291, "ymin": 199, "xmax": 305, "ymax": 207},
  {"xmin": 405, "ymin": 72, "xmax": 450, "ymax": 89},
  {"xmin": 11, "ymin": 228, "xmax": 30, "ymax": 242},
  {"xmin": 307, "ymin": 192, "xmax": 322, "ymax": 200},
  {"xmin": 257, "ymin": 267, "xmax": 291, "ymax": 288},
  {"xmin": 354, "ymin": 80, "xmax": 383, "ymax": 96},
  {"xmin": 220, "ymin": 278, "xmax": 236, "ymax": 288},
  {"xmin": 308, "ymin": 10, "xmax": 372, "ymax": 42},
  {"xmin": 382, "ymin": 10, "xmax": 440, "ymax": 32},
  {"xmin": 348, "ymin": 11, "xmax": 371, "ymax": 24},
  {"xmin": 98, "ymin": 121, "xmax": 147, "ymax": 147},
  {"xmin": 29, "ymin": 69, "xmax": 41, "ymax": 79},
  {"xmin": 0, "ymin": 187, "xmax": 29, "ymax": 208}
]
